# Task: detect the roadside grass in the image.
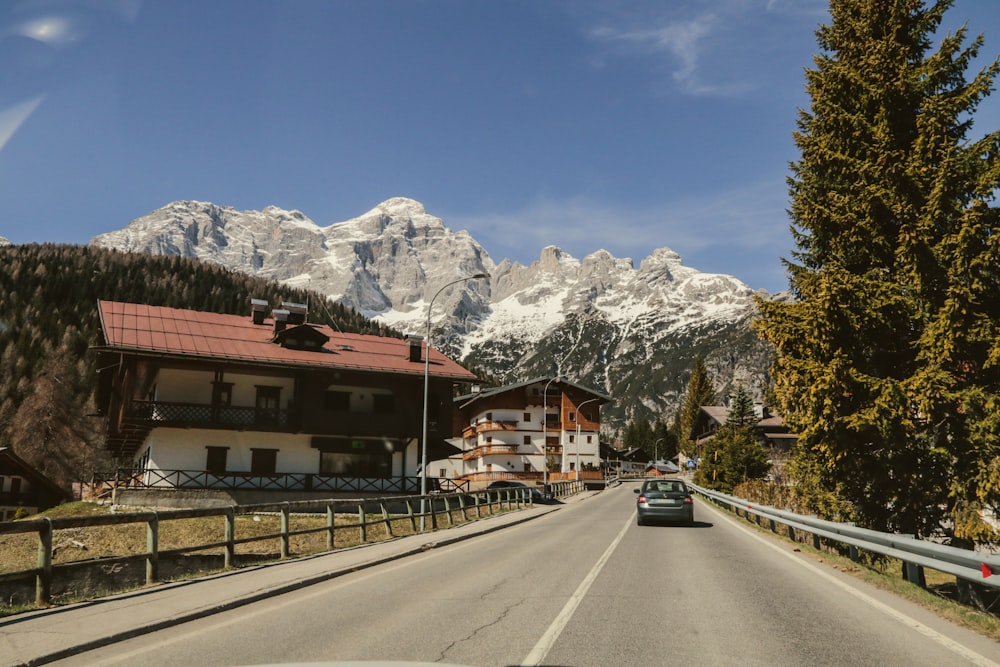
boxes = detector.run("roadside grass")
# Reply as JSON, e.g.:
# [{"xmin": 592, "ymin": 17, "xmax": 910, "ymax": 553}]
[
  {"xmin": 715, "ymin": 503, "xmax": 1000, "ymax": 643},
  {"xmin": 0, "ymin": 499, "xmax": 519, "ymax": 616}
]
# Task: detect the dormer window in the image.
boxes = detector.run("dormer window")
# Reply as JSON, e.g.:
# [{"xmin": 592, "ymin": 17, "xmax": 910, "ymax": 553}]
[{"xmin": 272, "ymin": 323, "xmax": 330, "ymax": 351}]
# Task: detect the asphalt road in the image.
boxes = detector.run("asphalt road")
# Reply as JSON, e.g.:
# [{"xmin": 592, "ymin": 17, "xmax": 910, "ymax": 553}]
[{"xmin": 46, "ymin": 483, "xmax": 1000, "ymax": 667}]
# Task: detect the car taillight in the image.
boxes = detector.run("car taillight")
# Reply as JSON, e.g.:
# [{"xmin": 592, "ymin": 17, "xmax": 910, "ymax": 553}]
[
  {"xmin": 637, "ymin": 494, "xmax": 647, "ymax": 503},
  {"xmin": 683, "ymin": 496, "xmax": 693, "ymax": 504}
]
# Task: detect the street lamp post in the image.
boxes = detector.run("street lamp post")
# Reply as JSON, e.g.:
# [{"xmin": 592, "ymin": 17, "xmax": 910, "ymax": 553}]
[
  {"xmin": 574, "ymin": 398, "xmax": 600, "ymax": 482},
  {"xmin": 653, "ymin": 437, "xmax": 664, "ymax": 462},
  {"xmin": 420, "ymin": 272, "xmax": 489, "ymax": 531},
  {"xmin": 541, "ymin": 376, "xmax": 563, "ymax": 498}
]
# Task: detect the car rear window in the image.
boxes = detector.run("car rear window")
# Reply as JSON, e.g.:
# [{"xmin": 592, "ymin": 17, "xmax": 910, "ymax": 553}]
[{"xmin": 647, "ymin": 481, "xmax": 685, "ymax": 493}]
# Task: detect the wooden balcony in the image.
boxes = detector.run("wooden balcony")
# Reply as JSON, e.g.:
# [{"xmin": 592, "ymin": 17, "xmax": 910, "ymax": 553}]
[
  {"xmin": 463, "ymin": 444, "xmax": 522, "ymax": 460},
  {"xmin": 124, "ymin": 400, "xmax": 290, "ymax": 430},
  {"xmin": 463, "ymin": 419, "xmax": 520, "ymax": 439}
]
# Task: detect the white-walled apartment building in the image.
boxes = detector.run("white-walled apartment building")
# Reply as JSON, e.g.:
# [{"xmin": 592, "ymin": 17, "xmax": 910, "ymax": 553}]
[{"xmin": 443, "ymin": 378, "xmax": 612, "ymax": 483}]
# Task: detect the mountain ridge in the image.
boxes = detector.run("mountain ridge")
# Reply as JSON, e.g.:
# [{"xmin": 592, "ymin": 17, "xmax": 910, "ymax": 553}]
[{"xmin": 91, "ymin": 197, "xmax": 776, "ymax": 432}]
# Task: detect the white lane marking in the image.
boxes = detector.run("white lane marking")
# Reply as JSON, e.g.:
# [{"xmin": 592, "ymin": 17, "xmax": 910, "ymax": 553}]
[
  {"xmin": 699, "ymin": 499, "xmax": 1000, "ymax": 667},
  {"xmin": 520, "ymin": 511, "xmax": 634, "ymax": 666}
]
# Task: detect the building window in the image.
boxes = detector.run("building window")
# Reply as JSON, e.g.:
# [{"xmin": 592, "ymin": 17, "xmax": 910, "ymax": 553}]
[
  {"xmin": 325, "ymin": 390, "xmax": 351, "ymax": 412},
  {"xmin": 587, "ymin": 435, "xmax": 593, "ymax": 444},
  {"xmin": 523, "ymin": 435, "xmax": 531, "ymax": 445},
  {"xmin": 523, "ymin": 412, "xmax": 531, "ymax": 421},
  {"xmin": 212, "ymin": 382, "xmax": 233, "ymax": 407},
  {"xmin": 251, "ymin": 449, "xmax": 278, "ymax": 475},
  {"xmin": 485, "ymin": 412, "xmax": 492, "ymax": 421},
  {"xmin": 569, "ymin": 435, "xmax": 575, "ymax": 443},
  {"xmin": 373, "ymin": 393, "xmax": 394, "ymax": 414},
  {"xmin": 486, "ymin": 436, "xmax": 493, "ymax": 444},
  {"xmin": 205, "ymin": 446, "xmax": 228, "ymax": 474},
  {"xmin": 569, "ymin": 412, "xmax": 575, "ymax": 422},
  {"xmin": 318, "ymin": 440, "xmax": 390, "ymax": 477},
  {"xmin": 255, "ymin": 386, "xmax": 281, "ymax": 425}
]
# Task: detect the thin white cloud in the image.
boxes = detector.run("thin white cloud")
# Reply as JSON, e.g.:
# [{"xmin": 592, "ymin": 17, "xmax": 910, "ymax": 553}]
[
  {"xmin": 582, "ymin": 0, "xmax": 828, "ymax": 97},
  {"xmin": 591, "ymin": 17, "xmax": 713, "ymax": 86},
  {"xmin": 448, "ymin": 184, "xmax": 793, "ymax": 292},
  {"xmin": 450, "ymin": 180, "xmax": 791, "ymax": 265}
]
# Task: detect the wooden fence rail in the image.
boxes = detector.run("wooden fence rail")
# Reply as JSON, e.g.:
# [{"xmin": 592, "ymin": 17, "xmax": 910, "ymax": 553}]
[{"xmin": 0, "ymin": 485, "xmax": 566, "ymax": 607}]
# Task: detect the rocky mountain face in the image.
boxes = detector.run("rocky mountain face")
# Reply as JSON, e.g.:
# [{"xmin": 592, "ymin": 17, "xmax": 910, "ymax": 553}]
[{"xmin": 91, "ymin": 197, "xmax": 776, "ymax": 434}]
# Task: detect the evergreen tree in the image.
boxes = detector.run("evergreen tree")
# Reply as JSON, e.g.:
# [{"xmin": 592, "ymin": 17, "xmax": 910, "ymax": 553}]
[
  {"xmin": 695, "ymin": 385, "xmax": 769, "ymax": 493},
  {"xmin": 726, "ymin": 384, "xmax": 757, "ymax": 430},
  {"xmin": 652, "ymin": 419, "xmax": 678, "ymax": 462},
  {"xmin": 755, "ymin": 0, "xmax": 1000, "ymax": 537},
  {"xmin": 677, "ymin": 355, "xmax": 716, "ymax": 452}
]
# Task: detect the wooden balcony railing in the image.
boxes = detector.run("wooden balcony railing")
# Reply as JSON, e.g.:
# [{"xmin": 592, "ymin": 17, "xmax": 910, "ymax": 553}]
[
  {"xmin": 124, "ymin": 400, "xmax": 289, "ymax": 429},
  {"xmin": 462, "ymin": 444, "xmax": 522, "ymax": 460},
  {"xmin": 93, "ymin": 468, "xmax": 470, "ymax": 495}
]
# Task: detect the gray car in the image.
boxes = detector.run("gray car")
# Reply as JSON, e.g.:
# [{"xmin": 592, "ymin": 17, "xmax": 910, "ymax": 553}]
[{"xmin": 634, "ymin": 479, "xmax": 694, "ymax": 525}]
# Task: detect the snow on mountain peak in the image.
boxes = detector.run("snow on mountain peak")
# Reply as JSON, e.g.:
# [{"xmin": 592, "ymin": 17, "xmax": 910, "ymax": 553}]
[{"xmin": 88, "ymin": 197, "xmax": 771, "ymax": 429}]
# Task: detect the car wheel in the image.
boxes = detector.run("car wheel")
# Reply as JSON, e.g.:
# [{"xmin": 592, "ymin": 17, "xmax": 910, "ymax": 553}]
[{"xmin": 637, "ymin": 516, "xmax": 646, "ymax": 526}]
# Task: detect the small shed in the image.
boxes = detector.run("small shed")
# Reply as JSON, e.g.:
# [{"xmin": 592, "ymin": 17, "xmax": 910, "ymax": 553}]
[{"xmin": 0, "ymin": 448, "xmax": 71, "ymax": 520}]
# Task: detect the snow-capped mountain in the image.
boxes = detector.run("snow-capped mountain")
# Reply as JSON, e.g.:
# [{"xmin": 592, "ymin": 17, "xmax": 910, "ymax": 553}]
[
  {"xmin": 0, "ymin": 236, "xmax": 11, "ymax": 247},
  {"xmin": 91, "ymin": 198, "xmax": 774, "ymax": 432}
]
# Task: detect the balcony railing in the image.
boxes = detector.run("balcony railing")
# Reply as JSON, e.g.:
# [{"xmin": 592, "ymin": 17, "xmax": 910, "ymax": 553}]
[
  {"xmin": 462, "ymin": 444, "xmax": 522, "ymax": 460},
  {"xmin": 94, "ymin": 469, "xmax": 469, "ymax": 495},
  {"xmin": 124, "ymin": 400, "xmax": 289, "ymax": 429}
]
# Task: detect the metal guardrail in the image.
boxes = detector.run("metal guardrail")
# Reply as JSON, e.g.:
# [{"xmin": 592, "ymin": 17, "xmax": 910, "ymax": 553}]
[{"xmin": 688, "ymin": 482, "xmax": 1000, "ymax": 590}]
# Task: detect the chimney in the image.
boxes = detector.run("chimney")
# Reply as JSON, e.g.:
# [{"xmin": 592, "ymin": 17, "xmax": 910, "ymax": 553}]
[
  {"xmin": 405, "ymin": 334, "xmax": 424, "ymax": 362},
  {"xmin": 281, "ymin": 301, "xmax": 308, "ymax": 325},
  {"xmin": 250, "ymin": 298, "xmax": 268, "ymax": 325},
  {"xmin": 272, "ymin": 309, "xmax": 289, "ymax": 334}
]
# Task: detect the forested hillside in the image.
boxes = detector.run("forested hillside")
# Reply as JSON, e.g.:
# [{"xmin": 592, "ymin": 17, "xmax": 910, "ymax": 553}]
[{"xmin": 0, "ymin": 244, "xmax": 397, "ymax": 493}]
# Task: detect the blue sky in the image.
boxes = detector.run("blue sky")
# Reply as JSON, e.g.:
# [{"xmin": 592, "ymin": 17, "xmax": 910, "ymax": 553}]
[{"xmin": 2, "ymin": 0, "xmax": 999, "ymax": 294}]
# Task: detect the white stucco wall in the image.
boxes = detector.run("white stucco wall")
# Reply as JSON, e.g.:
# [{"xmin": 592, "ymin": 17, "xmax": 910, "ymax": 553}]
[
  {"xmin": 153, "ymin": 369, "xmax": 295, "ymax": 408},
  {"xmin": 144, "ymin": 429, "xmax": 317, "ymax": 473}
]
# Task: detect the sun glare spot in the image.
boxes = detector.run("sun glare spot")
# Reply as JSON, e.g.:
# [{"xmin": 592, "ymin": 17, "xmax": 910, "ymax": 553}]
[{"xmin": 16, "ymin": 16, "xmax": 78, "ymax": 47}]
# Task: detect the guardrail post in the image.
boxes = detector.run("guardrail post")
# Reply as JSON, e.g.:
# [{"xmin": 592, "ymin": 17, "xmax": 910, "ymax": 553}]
[
  {"xmin": 903, "ymin": 561, "xmax": 926, "ymax": 588},
  {"xmin": 359, "ymin": 505, "xmax": 367, "ymax": 543},
  {"xmin": 224, "ymin": 507, "xmax": 235, "ymax": 568},
  {"xmin": 787, "ymin": 524, "xmax": 796, "ymax": 541},
  {"xmin": 812, "ymin": 533, "xmax": 821, "ymax": 551},
  {"xmin": 458, "ymin": 492, "xmax": 467, "ymax": 520},
  {"xmin": 848, "ymin": 545, "xmax": 859, "ymax": 563},
  {"xmin": 146, "ymin": 511, "xmax": 159, "ymax": 585},
  {"xmin": 475, "ymin": 492, "xmax": 483, "ymax": 518},
  {"xmin": 430, "ymin": 496, "xmax": 439, "ymax": 530},
  {"xmin": 280, "ymin": 503, "xmax": 290, "ymax": 559},
  {"xmin": 36, "ymin": 518, "xmax": 52, "ymax": 606},
  {"xmin": 326, "ymin": 502, "xmax": 336, "ymax": 550}
]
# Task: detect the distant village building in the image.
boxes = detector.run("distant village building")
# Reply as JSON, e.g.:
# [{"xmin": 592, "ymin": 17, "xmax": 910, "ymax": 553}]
[
  {"xmin": 441, "ymin": 378, "xmax": 612, "ymax": 484},
  {"xmin": 0, "ymin": 448, "xmax": 71, "ymax": 520},
  {"xmin": 688, "ymin": 404, "xmax": 798, "ymax": 478},
  {"xmin": 93, "ymin": 299, "xmax": 477, "ymax": 505}
]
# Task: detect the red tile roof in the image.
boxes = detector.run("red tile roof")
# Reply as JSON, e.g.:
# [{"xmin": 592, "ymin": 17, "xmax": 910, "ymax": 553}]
[{"xmin": 97, "ymin": 300, "xmax": 478, "ymax": 381}]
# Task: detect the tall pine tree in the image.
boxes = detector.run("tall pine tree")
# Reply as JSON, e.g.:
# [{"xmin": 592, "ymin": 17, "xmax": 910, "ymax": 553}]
[
  {"xmin": 755, "ymin": 0, "xmax": 1000, "ymax": 538},
  {"xmin": 677, "ymin": 355, "xmax": 716, "ymax": 454}
]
